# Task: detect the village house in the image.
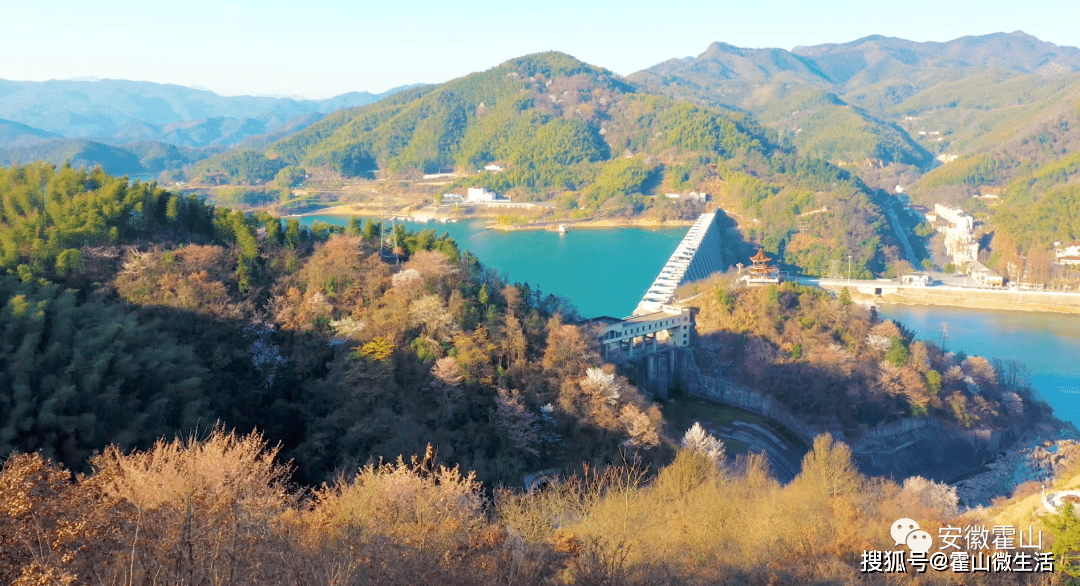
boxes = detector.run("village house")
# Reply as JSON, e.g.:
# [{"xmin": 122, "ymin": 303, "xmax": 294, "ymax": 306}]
[
  {"xmin": 466, "ymin": 187, "xmax": 511, "ymax": 202},
  {"xmin": 967, "ymin": 260, "xmax": 1004, "ymax": 288},
  {"xmin": 1055, "ymin": 243, "xmax": 1080, "ymax": 266},
  {"xmin": 901, "ymin": 272, "xmax": 930, "ymax": 287}
]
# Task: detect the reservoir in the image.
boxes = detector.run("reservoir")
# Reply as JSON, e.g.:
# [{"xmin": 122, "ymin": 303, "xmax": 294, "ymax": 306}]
[
  {"xmin": 876, "ymin": 304, "xmax": 1080, "ymax": 427},
  {"xmin": 302, "ymin": 214, "xmax": 1080, "ymax": 427},
  {"xmin": 300, "ymin": 215, "xmax": 688, "ymax": 318}
]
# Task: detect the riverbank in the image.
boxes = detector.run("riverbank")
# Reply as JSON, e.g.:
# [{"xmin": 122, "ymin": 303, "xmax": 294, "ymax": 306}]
[
  {"xmin": 488, "ymin": 218, "xmax": 694, "ymax": 231},
  {"xmin": 291, "ymin": 203, "xmax": 694, "ymax": 231},
  {"xmin": 810, "ymin": 277, "xmax": 1080, "ymax": 315},
  {"xmin": 860, "ymin": 286, "xmax": 1080, "ymax": 315}
]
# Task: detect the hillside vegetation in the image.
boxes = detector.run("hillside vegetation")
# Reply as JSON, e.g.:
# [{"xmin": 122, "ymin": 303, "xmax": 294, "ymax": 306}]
[
  {"xmin": 0, "ymin": 163, "xmax": 671, "ymax": 488},
  {"xmin": 631, "ymin": 33, "xmax": 1080, "ymax": 178},
  {"xmin": 1, "ymin": 422, "xmax": 1068, "ymax": 585}
]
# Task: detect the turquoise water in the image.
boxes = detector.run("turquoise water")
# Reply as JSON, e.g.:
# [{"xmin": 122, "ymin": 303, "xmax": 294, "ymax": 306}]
[
  {"xmin": 299, "ymin": 213, "xmax": 1080, "ymax": 427},
  {"xmin": 299, "ymin": 215, "xmax": 689, "ymax": 319},
  {"xmin": 877, "ymin": 304, "xmax": 1080, "ymax": 425}
]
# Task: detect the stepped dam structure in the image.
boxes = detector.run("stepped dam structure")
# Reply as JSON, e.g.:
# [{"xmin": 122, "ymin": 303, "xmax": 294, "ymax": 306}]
[{"xmin": 635, "ymin": 212, "xmax": 727, "ymax": 314}]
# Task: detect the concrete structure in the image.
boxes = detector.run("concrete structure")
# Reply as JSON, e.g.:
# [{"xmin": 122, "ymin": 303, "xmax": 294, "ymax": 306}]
[
  {"xmin": 934, "ymin": 204, "xmax": 979, "ymax": 266},
  {"xmin": 967, "ymin": 260, "xmax": 1004, "ymax": 287},
  {"xmin": 591, "ymin": 304, "xmax": 693, "ymax": 399},
  {"xmin": 636, "ymin": 212, "xmax": 727, "ymax": 314}
]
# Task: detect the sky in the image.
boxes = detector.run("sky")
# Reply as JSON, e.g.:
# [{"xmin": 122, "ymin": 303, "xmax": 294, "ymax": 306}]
[{"xmin": 3, "ymin": 0, "xmax": 1080, "ymax": 100}]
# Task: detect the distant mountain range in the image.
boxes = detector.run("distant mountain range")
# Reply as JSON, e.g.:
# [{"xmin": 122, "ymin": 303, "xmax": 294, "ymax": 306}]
[
  {"xmin": 0, "ymin": 80, "xmax": 421, "ymax": 176},
  {"xmin": 630, "ymin": 31, "xmax": 1080, "ymax": 167},
  {"xmin": 0, "ymin": 79, "xmax": 419, "ymax": 149}
]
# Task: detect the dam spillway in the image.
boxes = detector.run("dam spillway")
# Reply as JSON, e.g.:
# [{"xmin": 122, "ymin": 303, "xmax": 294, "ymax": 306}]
[{"xmin": 635, "ymin": 212, "xmax": 727, "ymax": 314}]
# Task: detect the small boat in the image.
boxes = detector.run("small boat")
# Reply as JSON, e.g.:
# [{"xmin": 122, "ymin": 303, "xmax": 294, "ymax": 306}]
[{"xmin": 557, "ymin": 224, "xmax": 568, "ymax": 234}]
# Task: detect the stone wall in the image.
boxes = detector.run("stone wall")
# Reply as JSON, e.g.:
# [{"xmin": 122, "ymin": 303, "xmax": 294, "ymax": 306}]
[{"xmin": 680, "ymin": 351, "xmax": 1010, "ymax": 482}]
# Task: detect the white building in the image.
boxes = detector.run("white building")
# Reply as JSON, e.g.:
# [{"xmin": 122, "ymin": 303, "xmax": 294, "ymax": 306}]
[
  {"xmin": 967, "ymin": 260, "xmax": 1004, "ymax": 287},
  {"xmin": 1056, "ymin": 243, "xmax": 1080, "ymax": 266},
  {"xmin": 467, "ymin": 187, "xmax": 508, "ymax": 202},
  {"xmin": 483, "ymin": 164, "xmax": 503, "ymax": 173},
  {"xmin": 934, "ymin": 204, "xmax": 979, "ymax": 266}
]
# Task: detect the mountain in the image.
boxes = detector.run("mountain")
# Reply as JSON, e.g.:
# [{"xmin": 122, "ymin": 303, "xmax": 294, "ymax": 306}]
[
  {"xmin": 196, "ymin": 51, "xmax": 913, "ymax": 277},
  {"xmin": 0, "ymin": 79, "xmax": 415, "ymax": 149},
  {"xmin": 0, "ymin": 138, "xmax": 209, "ymax": 177},
  {"xmin": 630, "ymin": 32, "xmax": 1080, "ymax": 167},
  {"xmin": 0, "ymin": 118, "xmax": 62, "ymax": 148}
]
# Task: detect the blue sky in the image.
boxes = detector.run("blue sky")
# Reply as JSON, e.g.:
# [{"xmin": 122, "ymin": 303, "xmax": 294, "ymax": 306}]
[{"xmin": 3, "ymin": 0, "xmax": 1079, "ymax": 99}]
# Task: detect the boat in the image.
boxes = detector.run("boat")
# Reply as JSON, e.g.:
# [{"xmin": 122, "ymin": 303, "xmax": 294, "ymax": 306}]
[{"xmin": 557, "ymin": 224, "xmax": 568, "ymax": 234}]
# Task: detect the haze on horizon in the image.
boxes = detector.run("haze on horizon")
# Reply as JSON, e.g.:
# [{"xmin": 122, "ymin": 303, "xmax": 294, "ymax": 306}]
[{"xmin": 4, "ymin": 0, "xmax": 1079, "ymax": 100}]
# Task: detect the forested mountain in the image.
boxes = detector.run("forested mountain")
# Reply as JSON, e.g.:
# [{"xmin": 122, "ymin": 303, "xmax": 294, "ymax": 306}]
[
  {"xmin": 631, "ymin": 32, "xmax": 1080, "ymax": 165},
  {"xmin": 0, "ymin": 78, "xmax": 417, "ymax": 149},
  {"xmin": 209, "ymin": 52, "xmax": 909, "ymax": 276},
  {"xmin": 0, "ymin": 162, "xmax": 669, "ymax": 489},
  {"xmin": 907, "ymin": 96, "xmax": 1080, "ymax": 276}
]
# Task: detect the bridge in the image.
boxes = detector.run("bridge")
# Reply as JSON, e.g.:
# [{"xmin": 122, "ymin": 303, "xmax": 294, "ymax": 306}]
[{"xmin": 589, "ymin": 212, "xmax": 730, "ymax": 398}]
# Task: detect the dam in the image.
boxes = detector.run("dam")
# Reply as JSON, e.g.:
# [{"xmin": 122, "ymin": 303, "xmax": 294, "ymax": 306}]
[{"xmin": 635, "ymin": 211, "xmax": 727, "ymax": 314}]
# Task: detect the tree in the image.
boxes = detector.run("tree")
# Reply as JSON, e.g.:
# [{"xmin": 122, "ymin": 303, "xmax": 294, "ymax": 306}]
[
  {"xmin": 838, "ymin": 286, "xmax": 852, "ymax": 306},
  {"xmin": 681, "ymin": 422, "xmax": 726, "ymax": 465},
  {"xmin": 494, "ymin": 389, "xmax": 542, "ymax": 457},
  {"xmin": 1044, "ymin": 502, "xmax": 1080, "ymax": 578}
]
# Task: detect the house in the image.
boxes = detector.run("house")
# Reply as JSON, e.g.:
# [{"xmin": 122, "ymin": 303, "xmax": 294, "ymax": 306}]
[
  {"xmin": 1056, "ymin": 243, "xmax": 1080, "ymax": 266},
  {"xmin": 483, "ymin": 164, "xmax": 504, "ymax": 173},
  {"xmin": 967, "ymin": 260, "xmax": 1004, "ymax": 287},
  {"xmin": 934, "ymin": 204, "xmax": 979, "ymax": 265},
  {"xmin": 901, "ymin": 273, "xmax": 930, "ymax": 287},
  {"xmin": 467, "ymin": 187, "xmax": 509, "ymax": 202}
]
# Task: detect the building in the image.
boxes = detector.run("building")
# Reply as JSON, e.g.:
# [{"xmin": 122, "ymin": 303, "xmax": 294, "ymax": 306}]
[
  {"xmin": 901, "ymin": 272, "xmax": 930, "ymax": 287},
  {"xmin": 967, "ymin": 260, "xmax": 1004, "ymax": 287},
  {"xmin": 934, "ymin": 204, "xmax": 979, "ymax": 266},
  {"xmin": 466, "ymin": 187, "xmax": 508, "ymax": 202},
  {"xmin": 483, "ymin": 164, "xmax": 504, "ymax": 173},
  {"xmin": 1056, "ymin": 243, "xmax": 1080, "ymax": 266},
  {"xmin": 739, "ymin": 249, "xmax": 780, "ymax": 286}
]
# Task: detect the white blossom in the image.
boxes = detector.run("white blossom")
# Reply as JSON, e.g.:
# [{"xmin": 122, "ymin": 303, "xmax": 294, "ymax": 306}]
[{"xmin": 681, "ymin": 422, "xmax": 726, "ymax": 464}]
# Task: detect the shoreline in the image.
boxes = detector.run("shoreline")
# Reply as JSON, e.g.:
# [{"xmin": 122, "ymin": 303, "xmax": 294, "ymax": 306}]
[
  {"xmin": 848, "ymin": 286, "xmax": 1080, "ymax": 315},
  {"xmin": 289, "ymin": 204, "xmax": 694, "ymax": 231}
]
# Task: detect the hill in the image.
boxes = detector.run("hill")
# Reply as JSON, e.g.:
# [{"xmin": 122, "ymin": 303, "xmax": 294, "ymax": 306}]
[
  {"xmin": 0, "ymin": 138, "xmax": 211, "ymax": 177},
  {"xmin": 0, "ymin": 118, "xmax": 61, "ymax": 148}
]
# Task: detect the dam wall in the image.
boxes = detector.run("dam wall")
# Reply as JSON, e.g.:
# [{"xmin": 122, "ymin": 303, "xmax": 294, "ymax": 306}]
[{"xmin": 636, "ymin": 212, "xmax": 726, "ymax": 314}]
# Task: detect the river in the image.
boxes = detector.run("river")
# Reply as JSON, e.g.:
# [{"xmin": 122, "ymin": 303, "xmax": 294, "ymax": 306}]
[{"xmin": 300, "ymin": 214, "xmax": 1080, "ymax": 427}]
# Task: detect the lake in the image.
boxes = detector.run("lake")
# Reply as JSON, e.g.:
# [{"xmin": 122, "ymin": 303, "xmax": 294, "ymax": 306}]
[{"xmin": 300, "ymin": 215, "xmax": 688, "ymax": 318}]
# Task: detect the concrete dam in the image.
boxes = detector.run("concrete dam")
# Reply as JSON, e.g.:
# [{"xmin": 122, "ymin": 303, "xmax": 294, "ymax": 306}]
[{"xmin": 635, "ymin": 212, "xmax": 727, "ymax": 314}]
